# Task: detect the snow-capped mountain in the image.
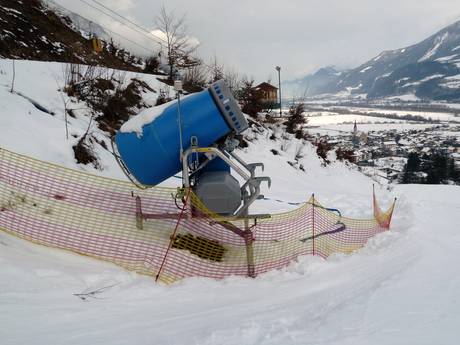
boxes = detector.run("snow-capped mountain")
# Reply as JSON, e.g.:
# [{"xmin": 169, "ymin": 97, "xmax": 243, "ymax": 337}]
[
  {"xmin": 283, "ymin": 66, "xmax": 345, "ymax": 97},
  {"xmin": 298, "ymin": 20, "xmax": 460, "ymax": 101}
]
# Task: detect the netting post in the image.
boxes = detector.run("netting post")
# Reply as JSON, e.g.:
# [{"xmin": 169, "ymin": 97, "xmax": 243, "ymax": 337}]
[
  {"xmin": 312, "ymin": 193, "xmax": 315, "ymax": 256},
  {"xmin": 155, "ymin": 188, "xmax": 191, "ymax": 283},
  {"xmin": 244, "ymin": 218, "xmax": 256, "ymax": 278},
  {"xmin": 135, "ymin": 196, "xmax": 143, "ymax": 230}
]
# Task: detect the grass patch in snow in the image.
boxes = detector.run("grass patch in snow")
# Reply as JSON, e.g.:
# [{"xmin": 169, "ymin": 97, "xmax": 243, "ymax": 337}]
[{"xmin": 172, "ymin": 233, "xmax": 227, "ymax": 262}]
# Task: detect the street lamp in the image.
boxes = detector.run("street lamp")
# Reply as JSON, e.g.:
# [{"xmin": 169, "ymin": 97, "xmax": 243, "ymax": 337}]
[{"xmin": 275, "ymin": 66, "xmax": 282, "ymax": 117}]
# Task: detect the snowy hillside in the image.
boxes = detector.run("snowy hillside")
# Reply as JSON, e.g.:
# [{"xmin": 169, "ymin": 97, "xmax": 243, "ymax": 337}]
[
  {"xmin": 1, "ymin": 60, "xmax": 460, "ymax": 344},
  {"xmin": 0, "ymin": 0, "xmax": 141, "ymax": 71},
  {"xmin": 0, "ymin": 59, "xmax": 378, "ymax": 211},
  {"xmin": 0, "ymin": 59, "xmax": 173, "ymax": 178}
]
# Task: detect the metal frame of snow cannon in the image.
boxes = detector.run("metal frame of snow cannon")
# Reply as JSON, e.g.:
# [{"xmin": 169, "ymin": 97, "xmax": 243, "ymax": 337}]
[
  {"xmin": 133, "ymin": 144, "xmax": 270, "ymax": 278},
  {"xmin": 132, "ymin": 145, "xmax": 271, "ymax": 230},
  {"xmin": 181, "ymin": 146, "xmax": 271, "ymax": 219},
  {"xmin": 181, "ymin": 145, "xmax": 271, "ymax": 278}
]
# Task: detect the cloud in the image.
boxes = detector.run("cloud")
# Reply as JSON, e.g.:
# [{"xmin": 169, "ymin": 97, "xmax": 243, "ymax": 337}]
[
  {"xmin": 150, "ymin": 29, "xmax": 200, "ymax": 50},
  {"xmin": 150, "ymin": 29, "xmax": 167, "ymax": 43}
]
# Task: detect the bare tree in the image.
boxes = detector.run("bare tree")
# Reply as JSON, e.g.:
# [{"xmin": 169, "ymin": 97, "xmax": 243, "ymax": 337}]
[
  {"xmin": 208, "ymin": 54, "xmax": 224, "ymax": 83},
  {"xmin": 155, "ymin": 5, "xmax": 199, "ymax": 81},
  {"xmin": 54, "ymin": 75, "xmax": 70, "ymax": 140},
  {"xmin": 10, "ymin": 60, "xmax": 15, "ymax": 93},
  {"xmin": 266, "ymin": 74, "xmax": 272, "ymax": 85},
  {"xmin": 223, "ymin": 67, "xmax": 241, "ymax": 95},
  {"xmin": 183, "ymin": 62, "xmax": 208, "ymax": 91}
]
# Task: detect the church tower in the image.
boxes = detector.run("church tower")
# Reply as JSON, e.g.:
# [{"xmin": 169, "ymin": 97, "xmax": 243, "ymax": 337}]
[{"xmin": 352, "ymin": 120, "xmax": 359, "ymax": 147}]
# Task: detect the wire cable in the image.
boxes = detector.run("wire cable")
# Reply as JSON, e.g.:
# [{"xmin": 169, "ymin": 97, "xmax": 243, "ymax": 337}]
[
  {"xmin": 76, "ymin": 0, "xmax": 212, "ymax": 70},
  {"xmin": 51, "ymin": 0, "xmax": 215, "ymax": 73},
  {"xmin": 77, "ymin": 0, "xmax": 163, "ymax": 47},
  {"xmin": 47, "ymin": 0, "xmax": 155, "ymax": 53}
]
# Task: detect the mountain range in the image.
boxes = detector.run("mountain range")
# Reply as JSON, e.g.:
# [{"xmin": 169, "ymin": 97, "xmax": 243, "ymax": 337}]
[{"xmin": 288, "ymin": 20, "xmax": 460, "ymax": 101}]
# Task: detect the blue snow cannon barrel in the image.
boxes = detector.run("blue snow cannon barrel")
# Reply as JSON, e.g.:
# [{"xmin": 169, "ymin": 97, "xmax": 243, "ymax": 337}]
[{"xmin": 114, "ymin": 80, "xmax": 248, "ymax": 186}]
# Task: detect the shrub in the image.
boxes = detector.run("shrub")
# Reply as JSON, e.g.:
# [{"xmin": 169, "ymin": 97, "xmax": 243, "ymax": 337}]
[
  {"xmin": 285, "ymin": 102, "xmax": 306, "ymax": 134},
  {"xmin": 144, "ymin": 56, "xmax": 160, "ymax": 74},
  {"xmin": 316, "ymin": 140, "xmax": 332, "ymax": 164},
  {"xmin": 335, "ymin": 147, "xmax": 356, "ymax": 163}
]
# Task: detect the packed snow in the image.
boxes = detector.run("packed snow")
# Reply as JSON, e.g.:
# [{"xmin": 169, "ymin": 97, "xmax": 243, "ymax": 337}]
[
  {"xmin": 120, "ymin": 100, "xmax": 176, "ymax": 136},
  {"xmin": 418, "ymin": 32, "xmax": 449, "ymax": 62},
  {"xmin": 326, "ymin": 106, "xmax": 458, "ymax": 122},
  {"xmin": 402, "ymin": 74, "xmax": 445, "ymax": 87},
  {"xmin": 386, "ymin": 93, "xmax": 420, "ymax": 102},
  {"xmin": 435, "ymin": 54, "xmax": 458, "ymax": 62},
  {"xmin": 307, "ymin": 123, "xmax": 435, "ymax": 136},
  {"xmin": 1, "ymin": 60, "xmax": 460, "ymax": 345},
  {"xmin": 359, "ymin": 66, "xmax": 373, "ymax": 73},
  {"xmin": 306, "ymin": 114, "xmax": 406, "ymax": 126}
]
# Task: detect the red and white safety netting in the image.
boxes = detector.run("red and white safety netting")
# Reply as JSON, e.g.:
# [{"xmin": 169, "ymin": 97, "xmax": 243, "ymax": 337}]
[{"xmin": 0, "ymin": 148, "xmax": 395, "ymax": 284}]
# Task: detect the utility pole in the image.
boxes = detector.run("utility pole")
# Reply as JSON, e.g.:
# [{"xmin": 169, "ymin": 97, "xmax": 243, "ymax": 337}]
[
  {"xmin": 174, "ymin": 77, "xmax": 184, "ymax": 162},
  {"xmin": 275, "ymin": 66, "xmax": 281, "ymax": 117}
]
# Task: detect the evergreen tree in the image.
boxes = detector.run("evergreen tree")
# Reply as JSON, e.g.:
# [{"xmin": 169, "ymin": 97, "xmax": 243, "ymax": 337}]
[
  {"xmin": 406, "ymin": 152, "xmax": 421, "ymax": 172},
  {"xmin": 236, "ymin": 78, "xmax": 263, "ymax": 118},
  {"xmin": 448, "ymin": 158, "xmax": 459, "ymax": 183},
  {"xmin": 424, "ymin": 153, "xmax": 449, "ymax": 184},
  {"xmin": 285, "ymin": 102, "xmax": 306, "ymax": 134},
  {"xmin": 400, "ymin": 169, "xmax": 411, "ymax": 184},
  {"xmin": 401, "ymin": 152, "xmax": 421, "ymax": 184}
]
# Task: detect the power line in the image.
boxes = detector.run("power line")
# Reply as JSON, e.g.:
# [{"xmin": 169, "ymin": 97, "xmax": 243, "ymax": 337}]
[
  {"xmin": 54, "ymin": 0, "xmax": 213, "ymax": 70},
  {"xmin": 77, "ymin": 0, "xmax": 164, "ymax": 48},
  {"xmin": 90, "ymin": 0, "xmax": 163, "ymax": 41},
  {"xmin": 91, "ymin": 21, "xmax": 153, "ymax": 54},
  {"xmin": 48, "ymin": 0, "xmax": 155, "ymax": 53},
  {"xmin": 81, "ymin": 0, "xmax": 211, "ymax": 69}
]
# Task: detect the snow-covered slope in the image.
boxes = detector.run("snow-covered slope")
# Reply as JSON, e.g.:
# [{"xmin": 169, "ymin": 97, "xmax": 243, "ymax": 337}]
[
  {"xmin": 0, "ymin": 0, "xmax": 140, "ymax": 71},
  {"xmin": 45, "ymin": 0, "xmax": 111, "ymax": 43},
  {"xmin": 1, "ymin": 60, "xmax": 460, "ymax": 345},
  {"xmin": 0, "ymin": 59, "xmax": 172, "ymax": 179},
  {"xmin": 0, "ymin": 59, "xmax": 377, "ymax": 211}
]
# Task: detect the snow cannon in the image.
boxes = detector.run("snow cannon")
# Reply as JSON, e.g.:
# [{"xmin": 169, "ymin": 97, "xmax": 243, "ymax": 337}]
[
  {"xmin": 115, "ymin": 80, "xmax": 247, "ymax": 186},
  {"xmin": 113, "ymin": 80, "xmax": 271, "ymax": 218}
]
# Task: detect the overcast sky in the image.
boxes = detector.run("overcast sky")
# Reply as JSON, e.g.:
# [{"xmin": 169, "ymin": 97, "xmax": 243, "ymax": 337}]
[{"xmin": 51, "ymin": 0, "xmax": 460, "ymax": 81}]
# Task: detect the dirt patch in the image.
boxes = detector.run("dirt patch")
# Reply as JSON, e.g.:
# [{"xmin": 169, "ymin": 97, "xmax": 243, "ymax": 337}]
[
  {"xmin": 65, "ymin": 71, "xmax": 155, "ymax": 134},
  {"xmin": 96, "ymin": 79, "xmax": 150, "ymax": 134},
  {"xmin": 172, "ymin": 233, "xmax": 226, "ymax": 262},
  {"xmin": 94, "ymin": 78, "xmax": 115, "ymax": 92},
  {"xmin": 72, "ymin": 135, "xmax": 100, "ymax": 168}
]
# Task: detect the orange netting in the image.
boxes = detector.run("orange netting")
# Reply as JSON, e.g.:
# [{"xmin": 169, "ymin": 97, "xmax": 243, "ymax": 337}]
[{"xmin": 0, "ymin": 147, "xmax": 396, "ymax": 284}]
